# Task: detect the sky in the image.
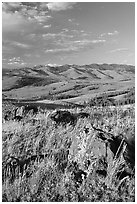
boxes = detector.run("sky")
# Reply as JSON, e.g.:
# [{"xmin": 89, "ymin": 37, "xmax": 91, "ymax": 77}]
[{"xmin": 2, "ymin": 2, "xmax": 135, "ymax": 69}]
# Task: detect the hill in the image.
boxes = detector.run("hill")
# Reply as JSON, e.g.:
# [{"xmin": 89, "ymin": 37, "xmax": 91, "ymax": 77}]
[
  {"xmin": 2, "ymin": 63, "xmax": 135, "ymax": 106},
  {"xmin": 2, "ymin": 64, "xmax": 135, "ymax": 201}
]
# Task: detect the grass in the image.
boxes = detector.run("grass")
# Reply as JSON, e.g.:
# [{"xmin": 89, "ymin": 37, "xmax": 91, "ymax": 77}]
[
  {"xmin": 88, "ymin": 87, "xmax": 135, "ymax": 107},
  {"xmin": 2, "ymin": 103, "xmax": 135, "ymax": 202},
  {"xmin": 3, "ymin": 64, "xmax": 134, "ymax": 103}
]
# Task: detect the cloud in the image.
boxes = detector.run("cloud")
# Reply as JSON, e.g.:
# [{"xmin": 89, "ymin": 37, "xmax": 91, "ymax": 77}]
[
  {"xmin": 27, "ymin": 32, "xmax": 73, "ymax": 42},
  {"xmin": 45, "ymin": 47, "xmax": 78, "ymax": 53},
  {"xmin": 47, "ymin": 2, "xmax": 77, "ymax": 11},
  {"xmin": 28, "ymin": 29, "xmax": 92, "ymax": 44},
  {"xmin": 107, "ymin": 30, "xmax": 119, "ymax": 36},
  {"xmin": 2, "ymin": 2, "xmax": 52, "ymax": 26},
  {"xmin": 91, "ymin": 39, "xmax": 106, "ymax": 44},
  {"xmin": 72, "ymin": 39, "xmax": 105, "ymax": 46},
  {"xmin": 55, "ymin": 38, "xmax": 106, "ymax": 48},
  {"xmin": 75, "ymin": 30, "xmax": 92, "ymax": 37},
  {"xmin": 68, "ymin": 19, "xmax": 73, "ymax": 22},
  {"xmin": 41, "ymin": 28, "xmax": 106, "ymax": 55},
  {"xmin": 44, "ymin": 39, "xmax": 106, "ymax": 54},
  {"xmin": 9, "ymin": 57, "xmax": 21, "ymax": 62},
  {"xmin": 33, "ymin": 15, "xmax": 52, "ymax": 23},
  {"xmin": 3, "ymin": 40, "xmax": 31, "ymax": 49},
  {"xmin": 7, "ymin": 57, "xmax": 26, "ymax": 65},
  {"xmin": 3, "ymin": 40, "xmax": 31, "ymax": 57},
  {"xmin": 11, "ymin": 41, "xmax": 31, "ymax": 49},
  {"xmin": 42, "ymin": 32, "xmax": 74, "ymax": 40},
  {"xmin": 2, "ymin": 2, "xmax": 22, "ymax": 13},
  {"xmin": 3, "ymin": 2, "xmax": 76, "ymax": 22},
  {"xmin": 3, "ymin": 2, "xmax": 44, "ymax": 13},
  {"xmin": 43, "ymin": 24, "xmax": 51, "ymax": 28},
  {"xmin": 47, "ymin": 63, "xmax": 61, "ymax": 67},
  {"xmin": 109, "ymin": 48, "xmax": 129, "ymax": 53},
  {"xmin": 100, "ymin": 30, "xmax": 119, "ymax": 38}
]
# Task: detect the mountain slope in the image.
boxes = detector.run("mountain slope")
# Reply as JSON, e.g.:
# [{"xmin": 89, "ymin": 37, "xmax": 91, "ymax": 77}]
[{"xmin": 2, "ymin": 64, "xmax": 135, "ymax": 104}]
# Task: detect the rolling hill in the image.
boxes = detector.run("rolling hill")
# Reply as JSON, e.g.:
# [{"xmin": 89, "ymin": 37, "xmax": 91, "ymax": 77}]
[{"xmin": 2, "ymin": 63, "xmax": 135, "ymax": 105}]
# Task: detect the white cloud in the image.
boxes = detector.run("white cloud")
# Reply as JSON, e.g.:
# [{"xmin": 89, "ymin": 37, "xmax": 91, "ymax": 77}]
[
  {"xmin": 45, "ymin": 39, "xmax": 106, "ymax": 54},
  {"xmin": 39, "ymin": 3, "xmax": 48, "ymax": 10},
  {"xmin": 109, "ymin": 48, "xmax": 129, "ymax": 53},
  {"xmin": 11, "ymin": 41, "xmax": 31, "ymax": 49},
  {"xmin": 9, "ymin": 57, "xmax": 20, "ymax": 62},
  {"xmin": 2, "ymin": 2, "xmax": 52, "ymax": 26},
  {"xmin": 3, "ymin": 40, "xmax": 31, "ymax": 56},
  {"xmin": 7, "ymin": 57, "xmax": 26, "ymax": 65},
  {"xmin": 100, "ymin": 33, "xmax": 106, "ymax": 37},
  {"xmin": 43, "ymin": 24, "xmax": 51, "ymax": 28},
  {"xmin": 45, "ymin": 47, "xmax": 78, "ymax": 53},
  {"xmin": 42, "ymin": 32, "xmax": 73, "ymax": 39},
  {"xmin": 2, "ymin": 2, "xmax": 22, "ymax": 12},
  {"xmin": 108, "ymin": 30, "xmax": 119, "ymax": 36},
  {"xmin": 59, "ymin": 39, "xmax": 106, "ymax": 47},
  {"xmin": 47, "ymin": 2, "xmax": 77, "ymax": 11},
  {"xmin": 34, "ymin": 15, "xmax": 52, "ymax": 23},
  {"xmin": 27, "ymin": 9, "xmax": 38, "ymax": 17},
  {"xmin": 100, "ymin": 30, "xmax": 119, "ymax": 38},
  {"xmin": 42, "ymin": 33, "xmax": 56, "ymax": 38},
  {"xmin": 47, "ymin": 63, "xmax": 61, "ymax": 67},
  {"xmin": 91, "ymin": 39, "xmax": 106, "ymax": 44}
]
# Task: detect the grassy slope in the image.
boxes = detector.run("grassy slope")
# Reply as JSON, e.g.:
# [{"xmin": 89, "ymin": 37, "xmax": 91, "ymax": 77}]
[
  {"xmin": 2, "ymin": 103, "xmax": 135, "ymax": 202},
  {"xmin": 2, "ymin": 64, "xmax": 135, "ymax": 104}
]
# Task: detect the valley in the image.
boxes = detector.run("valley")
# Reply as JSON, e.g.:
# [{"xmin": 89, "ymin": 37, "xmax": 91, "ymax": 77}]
[{"xmin": 2, "ymin": 63, "xmax": 135, "ymax": 106}]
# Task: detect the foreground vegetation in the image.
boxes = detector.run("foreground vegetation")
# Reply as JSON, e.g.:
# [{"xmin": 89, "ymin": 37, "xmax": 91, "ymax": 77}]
[{"xmin": 2, "ymin": 102, "xmax": 135, "ymax": 202}]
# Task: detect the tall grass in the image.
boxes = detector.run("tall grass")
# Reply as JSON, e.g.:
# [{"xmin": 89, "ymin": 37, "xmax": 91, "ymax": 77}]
[{"xmin": 2, "ymin": 104, "xmax": 135, "ymax": 202}]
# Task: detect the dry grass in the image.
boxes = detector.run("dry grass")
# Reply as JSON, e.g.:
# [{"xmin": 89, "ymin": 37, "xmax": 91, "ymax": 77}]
[{"xmin": 2, "ymin": 104, "xmax": 135, "ymax": 202}]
